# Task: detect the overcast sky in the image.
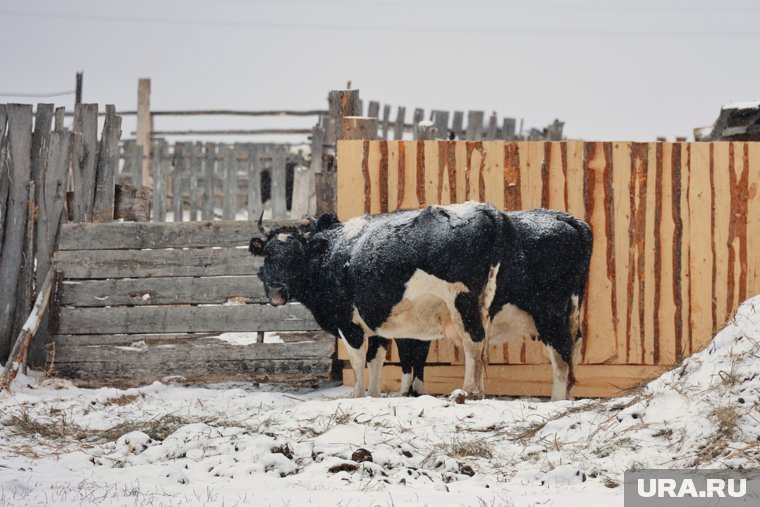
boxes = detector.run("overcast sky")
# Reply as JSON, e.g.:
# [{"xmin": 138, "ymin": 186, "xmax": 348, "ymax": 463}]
[{"xmin": 1, "ymin": 0, "xmax": 757, "ymax": 142}]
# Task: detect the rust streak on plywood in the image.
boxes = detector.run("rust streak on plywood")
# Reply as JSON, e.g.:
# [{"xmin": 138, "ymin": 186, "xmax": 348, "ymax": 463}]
[
  {"xmin": 416, "ymin": 140, "xmax": 426, "ymax": 207},
  {"xmin": 397, "ymin": 142, "xmax": 406, "ymax": 207},
  {"xmin": 378, "ymin": 142, "xmax": 389, "ymax": 213},
  {"xmin": 503, "ymin": 143, "xmax": 521, "ymax": 210},
  {"xmin": 361, "ymin": 140, "xmax": 371, "ymax": 215},
  {"xmin": 671, "ymin": 144, "xmax": 684, "ymax": 360}
]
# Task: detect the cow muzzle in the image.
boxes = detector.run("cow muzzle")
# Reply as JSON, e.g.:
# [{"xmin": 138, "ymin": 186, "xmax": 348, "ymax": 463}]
[{"xmin": 267, "ymin": 285, "xmax": 288, "ymax": 306}]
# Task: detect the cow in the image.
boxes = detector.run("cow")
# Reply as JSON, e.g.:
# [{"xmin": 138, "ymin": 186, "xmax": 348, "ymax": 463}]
[
  {"xmin": 250, "ymin": 202, "xmax": 512, "ymax": 398},
  {"xmin": 250, "ymin": 202, "xmax": 592, "ymax": 400},
  {"xmin": 379, "ymin": 209, "xmax": 593, "ymax": 401}
]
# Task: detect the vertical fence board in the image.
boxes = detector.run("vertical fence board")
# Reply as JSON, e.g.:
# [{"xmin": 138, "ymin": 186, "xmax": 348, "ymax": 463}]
[
  {"xmin": 172, "ymin": 143, "xmax": 186, "ymax": 221},
  {"xmin": 611, "ymin": 142, "xmax": 632, "ymax": 364},
  {"xmin": 0, "ymin": 105, "xmax": 9, "ymax": 258},
  {"xmin": 221, "ymin": 144, "xmax": 235, "ymax": 220},
  {"xmin": 201, "ymin": 143, "xmax": 216, "ymax": 220},
  {"xmin": 711, "ymin": 142, "xmax": 731, "ymax": 328},
  {"xmin": 0, "ymin": 105, "xmax": 33, "ymax": 359},
  {"xmin": 452, "ymin": 111, "xmax": 464, "ymax": 140},
  {"xmin": 151, "ymin": 140, "xmax": 165, "ymax": 222},
  {"xmin": 688, "ymin": 143, "xmax": 715, "ymax": 352},
  {"xmin": 270, "ymin": 145, "xmax": 287, "ymax": 219},
  {"xmin": 381, "ymin": 105, "xmax": 391, "ymax": 140},
  {"xmin": 247, "ymin": 145, "xmax": 262, "ymax": 220},
  {"xmin": 393, "ymin": 107, "xmax": 406, "ymax": 141},
  {"xmin": 746, "ymin": 143, "xmax": 760, "ymax": 308},
  {"xmin": 92, "ymin": 106, "xmax": 122, "ymax": 223},
  {"xmin": 386, "ymin": 141, "xmax": 400, "ymax": 210},
  {"xmin": 71, "ymin": 104, "xmax": 98, "ymax": 222},
  {"xmin": 188, "ymin": 143, "xmax": 202, "ymax": 221}
]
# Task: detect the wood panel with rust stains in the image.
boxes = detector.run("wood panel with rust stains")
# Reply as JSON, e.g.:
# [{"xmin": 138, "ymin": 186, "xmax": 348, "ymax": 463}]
[{"xmin": 336, "ymin": 140, "xmax": 760, "ymax": 378}]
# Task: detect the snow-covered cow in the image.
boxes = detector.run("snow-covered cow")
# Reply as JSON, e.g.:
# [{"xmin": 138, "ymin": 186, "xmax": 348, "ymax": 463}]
[{"xmin": 249, "ymin": 203, "xmax": 592, "ymax": 400}]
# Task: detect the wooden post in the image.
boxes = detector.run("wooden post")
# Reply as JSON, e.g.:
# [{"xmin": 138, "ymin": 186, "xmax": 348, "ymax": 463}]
[
  {"xmin": 137, "ymin": 78, "xmax": 152, "ymax": 188},
  {"xmin": 75, "ymin": 71, "xmax": 83, "ymax": 105},
  {"xmin": 502, "ymin": 118, "xmax": 516, "ymax": 140},
  {"xmin": 451, "ymin": 111, "xmax": 464, "ymax": 140},
  {"xmin": 12, "ymin": 181, "xmax": 36, "ymax": 350},
  {"xmin": 247, "ymin": 145, "xmax": 263, "ymax": 220},
  {"xmin": 151, "ymin": 140, "xmax": 167, "ymax": 222},
  {"xmin": 0, "ymin": 105, "xmax": 9, "ymax": 258},
  {"xmin": 71, "ymin": 103, "xmax": 98, "ymax": 222},
  {"xmin": 54, "ymin": 107, "xmax": 65, "ymax": 131},
  {"xmin": 310, "ymin": 121, "xmax": 325, "ymax": 173},
  {"xmin": 327, "ymin": 89, "xmax": 361, "ymax": 143},
  {"xmin": 270, "ymin": 144, "xmax": 288, "ymax": 219},
  {"xmin": 172, "ymin": 142, "xmax": 186, "ymax": 221},
  {"xmin": 189, "ymin": 142, "xmax": 202, "ymax": 221},
  {"xmin": 222, "ymin": 144, "xmax": 236, "ymax": 220},
  {"xmin": 466, "ymin": 111, "xmax": 484, "ymax": 140},
  {"xmin": 431, "ymin": 110, "xmax": 449, "ymax": 140},
  {"xmin": 393, "ymin": 106, "xmax": 406, "ymax": 140},
  {"xmin": 341, "ymin": 117, "xmax": 378, "ymax": 140},
  {"xmin": 202, "ymin": 142, "xmax": 217, "ymax": 220},
  {"xmin": 381, "ymin": 104, "xmax": 391, "ymax": 140},
  {"xmin": 486, "ymin": 112, "xmax": 498, "ymax": 139},
  {"xmin": 0, "ymin": 104, "xmax": 32, "ymax": 360},
  {"xmin": 367, "ymin": 101, "xmax": 380, "ymax": 119},
  {"xmin": 92, "ymin": 105, "xmax": 122, "ymax": 222}
]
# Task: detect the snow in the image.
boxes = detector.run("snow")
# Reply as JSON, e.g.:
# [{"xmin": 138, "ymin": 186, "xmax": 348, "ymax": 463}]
[
  {"xmin": 2, "ymin": 296, "xmax": 759, "ymax": 506},
  {"xmin": 722, "ymin": 100, "xmax": 760, "ymax": 111}
]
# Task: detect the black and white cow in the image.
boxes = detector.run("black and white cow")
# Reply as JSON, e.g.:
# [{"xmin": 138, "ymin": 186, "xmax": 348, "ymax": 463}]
[
  {"xmin": 379, "ymin": 209, "xmax": 593, "ymax": 400},
  {"xmin": 250, "ymin": 202, "xmax": 592, "ymax": 400},
  {"xmin": 369, "ymin": 338, "xmax": 430, "ymax": 396}
]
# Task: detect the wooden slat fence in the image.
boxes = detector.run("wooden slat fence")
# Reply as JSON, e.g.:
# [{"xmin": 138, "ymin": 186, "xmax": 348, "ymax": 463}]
[
  {"xmin": 336, "ymin": 140, "xmax": 760, "ymax": 397},
  {"xmin": 49, "ymin": 220, "xmax": 328, "ymax": 386},
  {"xmin": 118, "ymin": 141, "xmax": 311, "ymax": 221}
]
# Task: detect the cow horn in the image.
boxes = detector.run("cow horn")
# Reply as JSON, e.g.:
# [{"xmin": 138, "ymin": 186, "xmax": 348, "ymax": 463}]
[{"xmin": 257, "ymin": 211, "xmax": 270, "ymax": 236}]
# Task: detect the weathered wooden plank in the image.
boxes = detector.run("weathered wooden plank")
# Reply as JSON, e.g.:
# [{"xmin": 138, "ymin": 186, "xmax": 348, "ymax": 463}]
[
  {"xmin": 30, "ymin": 104, "xmax": 54, "ymax": 186},
  {"xmin": 451, "ymin": 111, "xmax": 464, "ymax": 140},
  {"xmin": 52, "ymin": 336, "xmax": 332, "ymax": 362},
  {"xmin": 502, "ymin": 118, "xmax": 516, "ymax": 140},
  {"xmin": 431, "ymin": 111, "xmax": 449, "ymax": 140},
  {"xmin": 270, "ymin": 144, "xmax": 288, "ymax": 218},
  {"xmin": 222, "ymin": 144, "xmax": 236, "ymax": 220},
  {"xmin": 465, "ymin": 111, "xmax": 484, "ymax": 140},
  {"xmin": 0, "ymin": 104, "xmax": 33, "ymax": 358},
  {"xmin": 0, "ymin": 105, "xmax": 8, "ymax": 258},
  {"xmin": 172, "ymin": 142, "xmax": 186, "ymax": 221},
  {"xmin": 367, "ymin": 101, "xmax": 380, "ymax": 119},
  {"xmin": 486, "ymin": 112, "xmax": 498, "ymax": 140},
  {"xmin": 59, "ymin": 220, "xmax": 300, "ymax": 250},
  {"xmin": 151, "ymin": 140, "xmax": 168, "ymax": 221},
  {"xmin": 290, "ymin": 164, "xmax": 313, "ymax": 218},
  {"xmin": 327, "ymin": 89, "xmax": 361, "ymax": 142},
  {"xmin": 61, "ymin": 275, "xmax": 266, "ymax": 307},
  {"xmin": 55, "ymin": 304, "xmax": 320, "ymax": 334},
  {"xmin": 71, "ymin": 103, "xmax": 98, "ymax": 222},
  {"xmin": 119, "ymin": 139, "xmax": 136, "ymax": 185},
  {"xmin": 393, "ymin": 106, "xmax": 405, "ymax": 140},
  {"xmin": 136, "ymin": 78, "xmax": 152, "ymax": 187},
  {"xmin": 201, "ymin": 142, "xmax": 217, "ymax": 220},
  {"xmin": 746, "ymin": 143, "xmax": 760, "ymax": 314},
  {"xmin": 381, "ymin": 104, "xmax": 391, "ymax": 140},
  {"xmin": 246, "ymin": 145, "xmax": 262, "ymax": 220},
  {"xmin": 55, "ymin": 247, "xmax": 261, "ymax": 279},
  {"xmin": 412, "ymin": 108, "xmax": 424, "ymax": 138},
  {"xmin": 92, "ymin": 106, "xmax": 122, "ymax": 222},
  {"xmin": 188, "ymin": 142, "xmax": 202, "ymax": 221},
  {"xmin": 54, "ymin": 107, "xmax": 65, "ymax": 131}
]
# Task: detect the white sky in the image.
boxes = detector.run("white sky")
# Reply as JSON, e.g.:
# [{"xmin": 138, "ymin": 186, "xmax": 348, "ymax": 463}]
[{"xmin": 1, "ymin": 0, "xmax": 757, "ymax": 142}]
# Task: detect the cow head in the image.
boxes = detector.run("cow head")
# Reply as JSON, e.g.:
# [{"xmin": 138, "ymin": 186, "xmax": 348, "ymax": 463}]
[{"xmin": 249, "ymin": 214, "xmax": 338, "ymax": 306}]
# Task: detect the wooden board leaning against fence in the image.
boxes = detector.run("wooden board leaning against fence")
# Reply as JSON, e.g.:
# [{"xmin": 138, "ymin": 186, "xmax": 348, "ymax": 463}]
[{"xmin": 335, "ymin": 139, "xmax": 760, "ymax": 375}]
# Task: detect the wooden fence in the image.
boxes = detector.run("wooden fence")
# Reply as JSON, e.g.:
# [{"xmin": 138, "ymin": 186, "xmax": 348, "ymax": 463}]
[
  {"xmin": 117, "ymin": 140, "xmax": 314, "ymax": 221},
  {"xmin": 336, "ymin": 139, "xmax": 760, "ymax": 397},
  {"xmin": 49, "ymin": 220, "xmax": 328, "ymax": 387}
]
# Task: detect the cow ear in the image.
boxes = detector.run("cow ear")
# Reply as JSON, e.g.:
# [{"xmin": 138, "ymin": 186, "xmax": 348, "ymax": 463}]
[
  {"xmin": 308, "ymin": 233, "xmax": 329, "ymax": 256},
  {"xmin": 316, "ymin": 213, "xmax": 339, "ymax": 232},
  {"xmin": 249, "ymin": 237, "xmax": 266, "ymax": 256}
]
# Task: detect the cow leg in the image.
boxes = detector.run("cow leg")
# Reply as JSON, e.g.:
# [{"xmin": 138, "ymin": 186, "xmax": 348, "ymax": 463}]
[
  {"xmin": 410, "ymin": 340, "xmax": 430, "ymax": 396},
  {"xmin": 396, "ymin": 339, "xmax": 429, "ymax": 396},
  {"xmin": 366, "ymin": 336, "xmax": 388, "ymax": 397},
  {"xmin": 540, "ymin": 311, "xmax": 581, "ymax": 401},
  {"xmin": 338, "ymin": 325, "xmax": 367, "ymax": 398},
  {"xmin": 455, "ymin": 293, "xmax": 487, "ymax": 398}
]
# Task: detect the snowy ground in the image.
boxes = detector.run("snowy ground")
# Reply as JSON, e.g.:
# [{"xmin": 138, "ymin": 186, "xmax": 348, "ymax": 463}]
[{"xmin": 1, "ymin": 298, "xmax": 759, "ymax": 507}]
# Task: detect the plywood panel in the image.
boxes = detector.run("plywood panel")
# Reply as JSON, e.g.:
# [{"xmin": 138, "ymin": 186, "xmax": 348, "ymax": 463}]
[
  {"xmin": 711, "ymin": 143, "xmax": 731, "ymax": 328},
  {"xmin": 611, "ymin": 142, "xmax": 632, "ymax": 364},
  {"xmin": 582, "ymin": 142, "xmax": 617, "ymax": 364},
  {"xmin": 746, "ymin": 143, "xmax": 760, "ymax": 301},
  {"xmin": 688, "ymin": 143, "xmax": 715, "ymax": 352},
  {"xmin": 656, "ymin": 143, "xmax": 678, "ymax": 365},
  {"xmin": 336, "ymin": 140, "xmax": 366, "ymax": 220}
]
